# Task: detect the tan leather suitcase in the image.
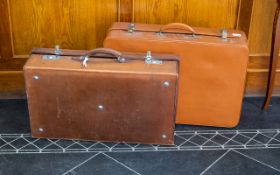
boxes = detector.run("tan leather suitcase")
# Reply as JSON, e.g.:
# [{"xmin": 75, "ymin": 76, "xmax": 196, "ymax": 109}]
[
  {"xmin": 104, "ymin": 22, "xmax": 249, "ymax": 128},
  {"xmin": 24, "ymin": 48, "xmax": 179, "ymax": 145}
]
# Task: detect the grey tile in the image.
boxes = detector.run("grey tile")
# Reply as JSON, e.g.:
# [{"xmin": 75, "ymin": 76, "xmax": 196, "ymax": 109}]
[
  {"xmin": 8, "ymin": 138, "xmax": 29, "ymax": 149},
  {"xmin": 19, "ymin": 144, "xmax": 39, "ymax": 152},
  {"xmin": 107, "ymin": 150, "xmax": 227, "ymax": 175},
  {"xmin": 66, "ymin": 153, "xmax": 136, "ymax": 175},
  {"xmin": 209, "ymin": 135, "xmax": 228, "ymax": 145},
  {"xmin": 0, "ymin": 100, "xmax": 30, "ymax": 133},
  {"xmin": 231, "ymin": 134, "xmax": 251, "ymax": 144},
  {"xmin": 203, "ymin": 150, "xmax": 280, "ymax": 175},
  {"xmin": 66, "ymin": 143, "xmax": 87, "ymax": 151},
  {"xmin": 42, "ymin": 144, "xmax": 63, "ymax": 152},
  {"xmin": 176, "ymin": 134, "xmax": 193, "ymax": 140},
  {"xmin": 238, "ymin": 148, "xmax": 280, "ymax": 170},
  {"xmin": 88, "ymin": 143, "xmax": 109, "ymax": 151},
  {"xmin": 55, "ymin": 140, "xmax": 76, "ymax": 148},
  {"xmin": 112, "ymin": 143, "xmax": 133, "ymax": 151},
  {"xmin": 270, "ymin": 139, "xmax": 280, "ymax": 146},
  {"xmin": 246, "ymin": 140, "xmax": 265, "ymax": 147},
  {"xmin": 0, "ymin": 144, "xmax": 16, "ymax": 153},
  {"xmin": 0, "ymin": 153, "xmax": 96, "ymax": 175},
  {"xmin": 274, "ymin": 133, "xmax": 280, "ymax": 141},
  {"xmin": 188, "ymin": 135, "xmax": 208, "ymax": 145},
  {"xmin": 253, "ymin": 134, "xmax": 272, "ymax": 144},
  {"xmin": 173, "ymin": 135, "xmax": 186, "ymax": 146},
  {"xmin": 180, "ymin": 141, "xmax": 199, "ymax": 147},
  {"xmin": 134, "ymin": 144, "xmax": 155, "ymax": 151},
  {"xmin": 78, "ymin": 141, "xmax": 97, "ymax": 148},
  {"xmin": 32, "ymin": 139, "xmax": 52, "ymax": 148}
]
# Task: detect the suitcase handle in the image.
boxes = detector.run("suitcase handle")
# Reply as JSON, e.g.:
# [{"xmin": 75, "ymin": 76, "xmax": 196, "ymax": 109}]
[
  {"xmin": 85, "ymin": 48, "xmax": 122, "ymax": 59},
  {"xmin": 160, "ymin": 23, "xmax": 196, "ymax": 35},
  {"xmin": 82, "ymin": 48, "xmax": 125, "ymax": 67}
]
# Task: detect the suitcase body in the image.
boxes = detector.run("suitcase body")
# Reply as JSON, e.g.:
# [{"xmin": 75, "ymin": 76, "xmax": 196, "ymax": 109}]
[
  {"xmin": 104, "ymin": 22, "xmax": 249, "ymax": 128},
  {"xmin": 24, "ymin": 48, "xmax": 178, "ymax": 145}
]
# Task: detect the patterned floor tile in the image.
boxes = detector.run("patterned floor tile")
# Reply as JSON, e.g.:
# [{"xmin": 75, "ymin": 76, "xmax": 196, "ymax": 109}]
[
  {"xmin": 64, "ymin": 153, "xmax": 138, "ymax": 175},
  {"xmin": 238, "ymin": 148, "xmax": 280, "ymax": 171},
  {"xmin": 106, "ymin": 150, "xmax": 227, "ymax": 175},
  {"xmin": 202, "ymin": 150, "xmax": 280, "ymax": 175},
  {"xmin": 0, "ymin": 153, "xmax": 96, "ymax": 175},
  {"xmin": 0, "ymin": 130, "xmax": 280, "ymax": 153}
]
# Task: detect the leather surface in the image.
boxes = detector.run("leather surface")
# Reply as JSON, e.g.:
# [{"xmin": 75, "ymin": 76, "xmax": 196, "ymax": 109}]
[
  {"xmin": 104, "ymin": 22, "xmax": 249, "ymax": 128},
  {"xmin": 263, "ymin": 3, "xmax": 280, "ymax": 110},
  {"xmin": 24, "ymin": 51, "xmax": 178, "ymax": 145}
]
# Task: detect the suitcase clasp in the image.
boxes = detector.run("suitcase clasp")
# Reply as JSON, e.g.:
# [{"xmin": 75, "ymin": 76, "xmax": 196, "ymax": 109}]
[
  {"xmin": 128, "ymin": 23, "xmax": 135, "ymax": 33},
  {"xmin": 221, "ymin": 29, "xmax": 228, "ymax": 41},
  {"xmin": 145, "ymin": 51, "xmax": 163, "ymax": 65},
  {"xmin": 42, "ymin": 45, "xmax": 61, "ymax": 60}
]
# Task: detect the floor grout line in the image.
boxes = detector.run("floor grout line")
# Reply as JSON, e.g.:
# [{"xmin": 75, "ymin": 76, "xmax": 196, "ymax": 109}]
[
  {"xmin": 263, "ymin": 132, "xmax": 280, "ymax": 144},
  {"xmin": 62, "ymin": 152, "xmax": 101, "ymax": 175},
  {"xmin": 218, "ymin": 132, "xmax": 244, "ymax": 146},
  {"xmin": 240, "ymin": 133, "xmax": 263, "ymax": 145},
  {"xmin": 176, "ymin": 134, "xmax": 197, "ymax": 146},
  {"xmin": 197, "ymin": 134, "xmax": 223, "ymax": 147},
  {"xmin": 200, "ymin": 133, "xmax": 218, "ymax": 146},
  {"xmin": 232, "ymin": 150, "xmax": 280, "ymax": 173},
  {"xmin": 102, "ymin": 153, "xmax": 142, "ymax": 175},
  {"xmin": 199, "ymin": 149, "xmax": 231, "ymax": 175}
]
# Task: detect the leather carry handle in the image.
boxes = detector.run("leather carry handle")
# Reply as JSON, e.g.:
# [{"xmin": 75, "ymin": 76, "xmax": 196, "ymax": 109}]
[
  {"xmin": 262, "ymin": 3, "xmax": 280, "ymax": 110},
  {"xmin": 82, "ymin": 48, "xmax": 124, "ymax": 67},
  {"xmin": 160, "ymin": 23, "xmax": 196, "ymax": 34},
  {"xmin": 85, "ymin": 48, "xmax": 122, "ymax": 59}
]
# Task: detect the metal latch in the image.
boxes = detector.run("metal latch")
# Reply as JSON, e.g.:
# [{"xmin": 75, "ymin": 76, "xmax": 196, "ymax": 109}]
[
  {"xmin": 145, "ymin": 51, "xmax": 163, "ymax": 65},
  {"xmin": 42, "ymin": 45, "xmax": 61, "ymax": 60},
  {"xmin": 221, "ymin": 29, "xmax": 228, "ymax": 41},
  {"xmin": 128, "ymin": 23, "xmax": 135, "ymax": 33}
]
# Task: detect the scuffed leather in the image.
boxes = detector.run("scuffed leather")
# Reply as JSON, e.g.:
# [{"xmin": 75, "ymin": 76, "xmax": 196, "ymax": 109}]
[
  {"xmin": 104, "ymin": 22, "xmax": 249, "ymax": 128},
  {"xmin": 24, "ymin": 50, "xmax": 178, "ymax": 145}
]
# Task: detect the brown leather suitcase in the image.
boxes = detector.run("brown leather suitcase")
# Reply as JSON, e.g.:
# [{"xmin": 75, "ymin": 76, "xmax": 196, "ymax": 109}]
[
  {"xmin": 24, "ymin": 48, "xmax": 179, "ymax": 145},
  {"xmin": 104, "ymin": 22, "xmax": 249, "ymax": 128}
]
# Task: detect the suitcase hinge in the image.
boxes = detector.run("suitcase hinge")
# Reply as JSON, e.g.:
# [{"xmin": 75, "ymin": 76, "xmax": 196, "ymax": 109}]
[
  {"xmin": 145, "ymin": 51, "xmax": 163, "ymax": 65},
  {"xmin": 42, "ymin": 45, "xmax": 61, "ymax": 60}
]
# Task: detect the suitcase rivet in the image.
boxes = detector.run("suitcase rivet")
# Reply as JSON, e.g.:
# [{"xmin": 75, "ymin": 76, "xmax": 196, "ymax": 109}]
[
  {"xmin": 33, "ymin": 76, "xmax": 40, "ymax": 80},
  {"xmin": 38, "ymin": 128, "xmax": 44, "ymax": 132},
  {"xmin": 162, "ymin": 134, "xmax": 167, "ymax": 139},
  {"xmin": 97, "ymin": 105, "xmax": 104, "ymax": 111},
  {"xmin": 163, "ymin": 81, "xmax": 169, "ymax": 87}
]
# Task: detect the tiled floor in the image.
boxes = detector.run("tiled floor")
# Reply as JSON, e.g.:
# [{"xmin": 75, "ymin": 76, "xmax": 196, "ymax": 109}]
[{"xmin": 0, "ymin": 97, "xmax": 280, "ymax": 175}]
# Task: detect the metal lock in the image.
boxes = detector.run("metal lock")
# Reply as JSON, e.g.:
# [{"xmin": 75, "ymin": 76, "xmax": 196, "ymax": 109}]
[
  {"xmin": 161, "ymin": 134, "xmax": 167, "ymax": 139},
  {"xmin": 128, "ymin": 23, "xmax": 135, "ymax": 33},
  {"xmin": 54, "ymin": 45, "xmax": 61, "ymax": 55},
  {"xmin": 42, "ymin": 45, "xmax": 61, "ymax": 60},
  {"xmin": 221, "ymin": 29, "xmax": 228, "ymax": 41},
  {"xmin": 38, "ymin": 128, "xmax": 44, "ymax": 132},
  {"xmin": 145, "ymin": 51, "xmax": 163, "ymax": 65},
  {"xmin": 117, "ymin": 57, "xmax": 126, "ymax": 63}
]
